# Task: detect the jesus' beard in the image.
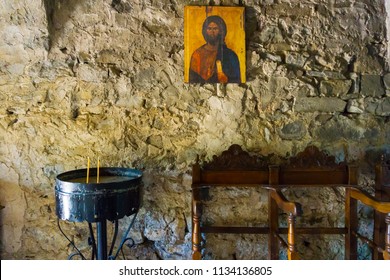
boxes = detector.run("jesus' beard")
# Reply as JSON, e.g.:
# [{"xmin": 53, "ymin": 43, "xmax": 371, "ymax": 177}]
[{"xmin": 205, "ymin": 34, "xmax": 222, "ymax": 46}]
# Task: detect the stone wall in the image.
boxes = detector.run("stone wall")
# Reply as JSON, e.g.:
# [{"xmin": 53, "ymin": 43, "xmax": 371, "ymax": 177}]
[{"xmin": 0, "ymin": 0, "xmax": 389, "ymax": 260}]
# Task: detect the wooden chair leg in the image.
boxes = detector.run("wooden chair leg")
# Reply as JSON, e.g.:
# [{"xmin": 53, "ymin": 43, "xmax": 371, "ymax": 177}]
[
  {"xmin": 385, "ymin": 214, "xmax": 390, "ymax": 260},
  {"xmin": 268, "ymin": 192, "xmax": 279, "ymax": 259},
  {"xmin": 287, "ymin": 213, "xmax": 299, "ymax": 260},
  {"xmin": 268, "ymin": 166, "xmax": 280, "ymax": 260},
  {"xmin": 373, "ymin": 211, "xmax": 386, "ymax": 259},
  {"xmin": 374, "ymin": 161, "xmax": 390, "ymax": 259},
  {"xmin": 192, "ymin": 200, "xmax": 202, "ymax": 260},
  {"xmin": 345, "ymin": 188, "xmax": 358, "ymax": 260}
]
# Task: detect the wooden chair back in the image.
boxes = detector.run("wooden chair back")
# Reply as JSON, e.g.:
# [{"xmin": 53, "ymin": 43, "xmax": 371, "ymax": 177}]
[
  {"xmin": 372, "ymin": 158, "xmax": 390, "ymax": 259},
  {"xmin": 268, "ymin": 146, "xmax": 359, "ymax": 259},
  {"xmin": 191, "ymin": 144, "xmax": 271, "ymax": 259}
]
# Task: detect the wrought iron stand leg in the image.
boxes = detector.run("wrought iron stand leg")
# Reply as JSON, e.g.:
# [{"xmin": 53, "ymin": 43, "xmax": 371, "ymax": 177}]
[{"xmin": 96, "ymin": 220, "xmax": 108, "ymax": 260}]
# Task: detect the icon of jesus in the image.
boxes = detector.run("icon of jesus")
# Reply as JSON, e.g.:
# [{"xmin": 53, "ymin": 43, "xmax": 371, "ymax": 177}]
[{"xmin": 188, "ymin": 15, "xmax": 241, "ymax": 84}]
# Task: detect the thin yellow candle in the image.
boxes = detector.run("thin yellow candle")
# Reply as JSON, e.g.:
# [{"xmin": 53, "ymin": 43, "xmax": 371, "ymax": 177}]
[
  {"xmin": 97, "ymin": 157, "xmax": 100, "ymax": 183},
  {"xmin": 86, "ymin": 157, "xmax": 90, "ymax": 183}
]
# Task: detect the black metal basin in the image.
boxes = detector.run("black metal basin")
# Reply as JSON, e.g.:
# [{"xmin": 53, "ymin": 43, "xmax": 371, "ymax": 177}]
[{"xmin": 55, "ymin": 167, "xmax": 142, "ymax": 223}]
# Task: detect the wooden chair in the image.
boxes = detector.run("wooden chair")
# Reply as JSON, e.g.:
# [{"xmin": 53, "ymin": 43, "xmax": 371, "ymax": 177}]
[
  {"xmin": 346, "ymin": 187, "xmax": 390, "ymax": 260},
  {"xmin": 268, "ymin": 146, "xmax": 359, "ymax": 260},
  {"xmin": 191, "ymin": 144, "xmax": 301, "ymax": 260},
  {"xmin": 370, "ymin": 157, "xmax": 390, "ymax": 259},
  {"xmin": 325, "ymin": 155, "xmax": 390, "ymax": 260}
]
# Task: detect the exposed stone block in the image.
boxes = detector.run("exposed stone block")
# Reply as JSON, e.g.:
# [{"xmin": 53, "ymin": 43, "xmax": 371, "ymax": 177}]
[
  {"xmin": 361, "ymin": 75, "xmax": 385, "ymax": 97},
  {"xmin": 285, "ymin": 52, "xmax": 309, "ymax": 67},
  {"xmin": 349, "ymin": 73, "xmax": 360, "ymax": 94},
  {"xmin": 346, "ymin": 99, "xmax": 364, "ymax": 114},
  {"xmin": 278, "ymin": 120, "xmax": 306, "ymax": 140},
  {"xmin": 319, "ymin": 80, "xmax": 352, "ymax": 97},
  {"xmin": 269, "ymin": 76, "xmax": 289, "ymax": 94},
  {"xmin": 365, "ymin": 98, "xmax": 378, "ymax": 114},
  {"xmin": 265, "ymin": 4, "xmax": 313, "ymax": 17},
  {"xmin": 294, "ymin": 97, "xmax": 346, "ymax": 112},
  {"xmin": 264, "ymin": 53, "xmax": 282, "ymax": 62},
  {"xmin": 322, "ymin": 71, "xmax": 347, "ymax": 80},
  {"xmin": 383, "ymin": 73, "xmax": 390, "ymax": 89},
  {"xmin": 376, "ymin": 97, "xmax": 390, "ymax": 116},
  {"xmin": 314, "ymin": 115, "xmax": 367, "ymax": 142},
  {"xmin": 306, "ymin": 71, "xmax": 327, "ymax": 78},
  {"xmin": 306, "ymin": 71, "xmax": 346, "ymax": 79}
]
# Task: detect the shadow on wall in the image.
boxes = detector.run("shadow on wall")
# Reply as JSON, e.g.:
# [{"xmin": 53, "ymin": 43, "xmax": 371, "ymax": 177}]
[
  {"xmin": 42, "ymin": 0, "xmax": 129, "ymax": 50},
  {"xmin": 43, "ymin": 0, "xmax": 85, "ymax": 51},
  {"xmin": 0, "ymin": 177, "xmax": 27, "ymax": 259},
  {"xmin": 0, "ymin": 203, "xmax": 4, "ymax": 257}
]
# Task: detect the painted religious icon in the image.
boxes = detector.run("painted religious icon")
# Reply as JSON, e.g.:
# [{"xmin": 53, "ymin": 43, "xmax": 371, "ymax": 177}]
[{"xmin": 184, "ymin": 6, "xmax": 246, "ymax": 84}]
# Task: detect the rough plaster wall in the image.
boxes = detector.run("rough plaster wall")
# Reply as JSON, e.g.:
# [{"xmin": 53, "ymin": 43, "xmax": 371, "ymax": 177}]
[
  {"xmin": 386, "ymin": 0, "xmax": 390, "ymax": 67},
  {"xmin": 0, "ymin": 0, "xmax": 389, "ymax": 260}
]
